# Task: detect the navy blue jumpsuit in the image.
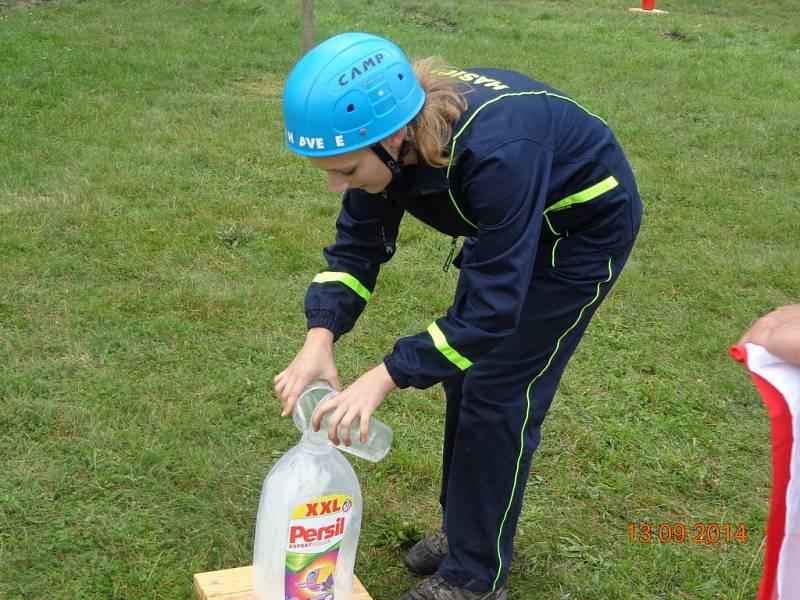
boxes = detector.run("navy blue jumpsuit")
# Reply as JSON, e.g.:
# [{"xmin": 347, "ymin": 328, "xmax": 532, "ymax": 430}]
[{"xmin": 303, "ymin": 68, "xmax": 643, "ymax": 592}]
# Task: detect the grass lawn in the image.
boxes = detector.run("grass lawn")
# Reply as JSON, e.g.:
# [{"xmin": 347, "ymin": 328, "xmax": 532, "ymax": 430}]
[{"xmin": 1, "ymin": 0, "xmax": 798, "ymax": 598}]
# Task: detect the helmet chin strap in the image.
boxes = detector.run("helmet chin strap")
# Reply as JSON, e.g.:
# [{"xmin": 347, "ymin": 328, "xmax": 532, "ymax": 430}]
[
  {"xmin": 370, "ymin": 139, "xmax": 412, "ymax": 178},
  {"xmin": 369, "ymin": 142, "xmax": 403, "ymax": 176}
]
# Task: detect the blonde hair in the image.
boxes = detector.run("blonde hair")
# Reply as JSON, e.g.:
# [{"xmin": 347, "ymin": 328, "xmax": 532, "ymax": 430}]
[{"xmin": 407, "ymin": 57, "xmax": 468, "ymax": 168}]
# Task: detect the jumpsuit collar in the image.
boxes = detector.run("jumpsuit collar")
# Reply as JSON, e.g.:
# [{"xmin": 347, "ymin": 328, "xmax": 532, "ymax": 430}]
[{"xmin": 394, "ymin": 162, "xmax": 451, "ymax": 196}]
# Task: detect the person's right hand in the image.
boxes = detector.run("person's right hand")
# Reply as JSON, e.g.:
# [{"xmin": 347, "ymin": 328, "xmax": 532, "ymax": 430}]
[
  {"xmin": 274, "ymin": 327, "xmax": 342, "ymax": 418},
  {"xmin": 738, "ymin": 304, "xmax": 800, "ymax": 366}
]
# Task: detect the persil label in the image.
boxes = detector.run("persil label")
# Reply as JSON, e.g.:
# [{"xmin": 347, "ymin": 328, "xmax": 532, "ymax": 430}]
[{"xmin": 285, "ymin": 493, "xmax": 353, "ymax": 600}]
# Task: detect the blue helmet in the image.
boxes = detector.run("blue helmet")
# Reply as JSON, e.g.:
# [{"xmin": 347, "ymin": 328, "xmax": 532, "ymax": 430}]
[{"xmin": 282, "ymin": 32, "xmax": 425, "ymax": 157}]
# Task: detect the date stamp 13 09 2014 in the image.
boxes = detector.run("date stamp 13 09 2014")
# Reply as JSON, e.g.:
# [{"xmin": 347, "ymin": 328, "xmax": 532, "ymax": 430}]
[{"xmin": 627, "ymin": 523, "xmax": 749, "ymax": 544}]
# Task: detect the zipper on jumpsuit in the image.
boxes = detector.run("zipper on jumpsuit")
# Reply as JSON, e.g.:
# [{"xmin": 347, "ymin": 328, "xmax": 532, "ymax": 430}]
[
  {"xmin": 443, "ymin": 236, "xmax": 458, "ymax": 273},
  {"xmin": 380, "ymin": 190, "xmax": 396, "ymax": 257}
]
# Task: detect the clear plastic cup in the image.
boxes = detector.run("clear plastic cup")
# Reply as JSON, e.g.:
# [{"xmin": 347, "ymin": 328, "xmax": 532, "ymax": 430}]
[{"xmin": 292, "ymin": 380, "xmax": 393, "ymax": 462}]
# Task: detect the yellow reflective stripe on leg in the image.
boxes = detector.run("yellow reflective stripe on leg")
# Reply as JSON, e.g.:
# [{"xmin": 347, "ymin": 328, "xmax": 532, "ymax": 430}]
[
  {"xmin": 491, "ymin": 258, "xmax": 614, "ymax": 591},
  {"xmin": 312, "ymin": 272, "xmax": 371, "ymax": 302},
  {"xmin": 427, "ymin": 322, "xmax": 473, "ymax": 370},
  {"xmin": 545, "ymin": 175, "xmax": 619, "ymax": 213}
]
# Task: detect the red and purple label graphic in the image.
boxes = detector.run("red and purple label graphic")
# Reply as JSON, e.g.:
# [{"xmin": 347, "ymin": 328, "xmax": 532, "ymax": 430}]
[{"xmin": 284, "ymin": 494, "xmax": 353, "ymax": 600}]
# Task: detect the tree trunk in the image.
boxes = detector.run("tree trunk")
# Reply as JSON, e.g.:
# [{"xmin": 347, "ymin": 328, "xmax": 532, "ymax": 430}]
[{"xmin": 302, "ymin": 0, "xmax": 313, "ymax": 55}]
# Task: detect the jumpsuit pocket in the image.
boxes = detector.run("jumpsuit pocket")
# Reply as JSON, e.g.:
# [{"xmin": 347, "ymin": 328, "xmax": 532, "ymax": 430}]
[{"xmin": 544, "ymin": 185, "xmax": 639, "ymax": 266}]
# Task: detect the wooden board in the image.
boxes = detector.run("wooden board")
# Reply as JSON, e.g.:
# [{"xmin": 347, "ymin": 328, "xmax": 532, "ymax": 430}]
[{"xmin": 194, "ymin": 565, "xmax": 373, "ymax": 600}]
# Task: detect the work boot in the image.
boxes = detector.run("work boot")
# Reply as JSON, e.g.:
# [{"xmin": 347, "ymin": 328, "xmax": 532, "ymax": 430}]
[
  {"xmin": 396, "ymin": 574, "xmax": 508, "ymax": 600},
  {"xmin": 403, "ymin": 530, "xmax": 449, "ymax": 575}
]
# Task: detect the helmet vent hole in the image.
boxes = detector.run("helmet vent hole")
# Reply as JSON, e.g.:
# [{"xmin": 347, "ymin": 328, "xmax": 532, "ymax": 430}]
[{"xmin": 346, "ymin": 103, "xmax": 355, "ymax": 112}]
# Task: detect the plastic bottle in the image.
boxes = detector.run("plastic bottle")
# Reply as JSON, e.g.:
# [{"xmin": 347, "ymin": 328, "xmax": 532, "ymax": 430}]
[
  {"xmin": 292, "ymin": 380, "xmax": 394, "ymax": 463},
  {"xmin": 252, "ymin": 432, "xmax": 363, "ymax": 600}
]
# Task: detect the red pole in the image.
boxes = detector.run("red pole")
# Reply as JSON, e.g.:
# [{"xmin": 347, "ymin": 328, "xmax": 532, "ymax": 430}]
[{"xmin": 642, "ymin": 0, "xmax": 655, "ymax": 9}]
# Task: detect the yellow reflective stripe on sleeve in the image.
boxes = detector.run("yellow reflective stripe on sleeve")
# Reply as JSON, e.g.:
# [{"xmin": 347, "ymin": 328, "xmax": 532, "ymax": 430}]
[
  {"xmin": 312, "ymin": 272, "xmax": 371, "ymax": 302},
  {"xmin": 427, "ymin": 322, "xmax": 473, "ymax": 370},
  {"xmin": 544, "ymin": 175, "xmax": 619, "ymax": 213}
]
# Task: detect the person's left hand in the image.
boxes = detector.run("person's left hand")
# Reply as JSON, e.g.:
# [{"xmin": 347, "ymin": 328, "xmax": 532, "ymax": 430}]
[{"xmin": 312, "ymin": 362, "xmax": 397, "ymax": 446}]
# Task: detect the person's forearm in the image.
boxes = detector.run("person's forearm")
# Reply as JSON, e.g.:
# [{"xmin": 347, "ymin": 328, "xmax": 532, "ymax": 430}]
[
  {"xmin": 373, "ymin": 362, "xmax": 398, "ymax": 395},
  {"xmin": 306, "ymin": 327, "xmax": 335, "ymax": 346}
]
